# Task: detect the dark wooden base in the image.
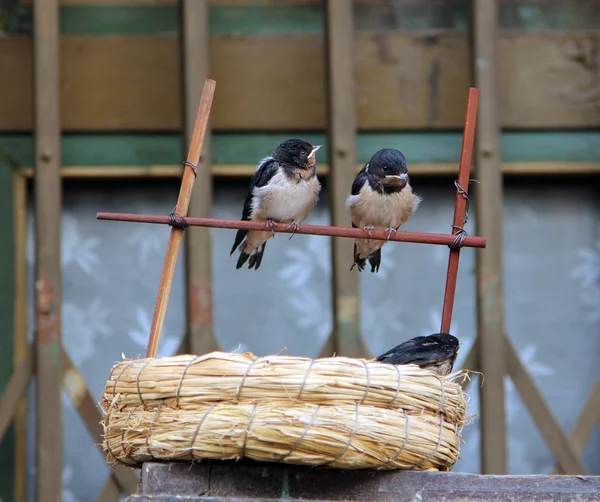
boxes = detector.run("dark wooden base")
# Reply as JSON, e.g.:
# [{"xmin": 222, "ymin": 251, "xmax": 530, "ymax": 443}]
[{"xmin": 123, "ymin": 461, "xmax": 600, "ymax": 502}]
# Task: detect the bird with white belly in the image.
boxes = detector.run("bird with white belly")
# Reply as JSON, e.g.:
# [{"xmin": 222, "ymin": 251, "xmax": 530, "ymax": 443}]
[
  {"xmin": 230, "ymin": 139, "xmax": 322, "ymax": 270},
  {"xmin": 346, "ymin": 148, "xmax": 421, "ymax": 273}
]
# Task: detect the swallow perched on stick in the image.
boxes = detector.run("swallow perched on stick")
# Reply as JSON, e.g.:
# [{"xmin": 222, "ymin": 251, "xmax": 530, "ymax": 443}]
[
  {"xmin": 346, "ymin": 148, "xmax": 421, "ymax": 273},
  {"xmin": 230, "ymin": 139, "xmax": 322, "ymax": 270},
  {"xmin": 376, "ymin": 333, "xmax": 460, "ymax": 376}
]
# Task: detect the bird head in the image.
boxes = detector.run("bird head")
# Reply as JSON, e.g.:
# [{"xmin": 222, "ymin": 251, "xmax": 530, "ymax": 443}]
[
  {"xmin": 273, "ymin": 139, "xmax": 322, "ymax": 169},
  {"xmin": 366, "ymin": 148, "xmax": 409, "ymax": 189}
]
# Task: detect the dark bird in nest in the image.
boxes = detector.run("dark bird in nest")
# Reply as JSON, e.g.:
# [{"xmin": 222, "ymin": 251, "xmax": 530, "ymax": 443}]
[
  {"xmin": 376, "ymin": 333, "xmax": 460, "ymax": 376},
  {"xmin": 345, "ymin": 148, "xmax": 422, "ymax": 273},
  {"xmin": 230, "ymin": 139, "xmax": 322, "ymax": 270}
]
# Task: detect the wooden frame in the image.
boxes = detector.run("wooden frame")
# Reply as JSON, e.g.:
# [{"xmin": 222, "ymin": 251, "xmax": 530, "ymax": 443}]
[{"xmin": 1, "ymin": 1, "xmax": 600, "ymax": 500}]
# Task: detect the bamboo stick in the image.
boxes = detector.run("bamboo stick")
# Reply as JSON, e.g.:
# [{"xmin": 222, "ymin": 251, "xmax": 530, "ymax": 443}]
[{"xmin": 146, "ymin": 79, "xmax": 216, "ymax": 359}]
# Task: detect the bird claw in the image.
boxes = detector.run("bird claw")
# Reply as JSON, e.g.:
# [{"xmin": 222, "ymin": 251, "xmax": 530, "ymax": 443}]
[
  {"xmin": 364, "ymin": 225, "xmax": 375, "ymax": 239},
  {"xmin": 286, "ymin": 221, "xmax": 300, "ymax": 240},
  {"xmin": 265, "ymin": 219, "xmax": 277, "ymax": 237},
  {"xmin": 384, "ymin": 227, "xmax": 397, "ymax": 242}
]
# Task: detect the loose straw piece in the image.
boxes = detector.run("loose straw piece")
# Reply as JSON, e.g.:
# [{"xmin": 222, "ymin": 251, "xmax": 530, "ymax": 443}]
[
  {"xmin": 441, "ymin": 87, "xmax": 480, "ymax": 333},
  {"xmin": 146, "ymin": 79, "xmax": 216, "ymax": 358}
]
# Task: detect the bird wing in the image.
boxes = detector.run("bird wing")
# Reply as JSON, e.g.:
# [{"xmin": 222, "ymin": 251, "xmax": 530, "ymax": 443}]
[
  {"xmin": 230, "ymin": 158, "xmax": 280, "ymax": 255},
  {"xmin": 376, "ymin": 335, "xmax": 455, "ymax": 366},
  {"xmin": 350, "ymin": 165, "xmax": 369, "ymax": 196}
]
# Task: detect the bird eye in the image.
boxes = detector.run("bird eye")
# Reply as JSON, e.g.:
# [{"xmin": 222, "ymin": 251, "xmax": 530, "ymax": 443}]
[
  {"xmin": 300, "ymin": 149, "xmax": 307, "ymax": 156},
  {"xmin": 382, "ymin": 165, "xmax": 389, "ymax": 172}
]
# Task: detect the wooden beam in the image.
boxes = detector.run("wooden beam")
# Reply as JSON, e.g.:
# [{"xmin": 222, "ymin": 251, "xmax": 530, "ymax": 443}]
[
  {"xmin": 553, "ymin": 377, "xmax": 600, "ymax": 474},
  {"xmin": 0, "ymin": 346, "xmax": 34, "ymax": 442},
  {"xmin": 181, "ymin": 0, "xmax": 219, "ymax": 355},
  {"xmin": 473, "ymin": 0, "xmax": 507, "ymax": 475},
  {"xmin": 60, "ymin": 347, "xmax": 139, "ymax": 494},
  {"xmin": 2, "ymin": 33, "xmax": 600, "ymax": 132},
  {"xmin": 322, "ymin": 0, "xmax": 365, "ymax": 359},
  {"xmin": 33, "ymin": 0, "xmax": 63, "ymax": 499},
  {"xmin": 15, "ymin": 161, "xmax": 600, "ymax": 180},
  {"xmin": 13, "ymin": 172, "xmax": 28, "ymax": 502},
  {"xmin": 505, "ymin": 336, "xmax": 586, "ymax": 475}
]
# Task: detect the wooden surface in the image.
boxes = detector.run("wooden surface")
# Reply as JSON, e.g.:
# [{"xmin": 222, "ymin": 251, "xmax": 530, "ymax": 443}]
[
  {"xmin": 1, "ymin": 33, "xmax": 600, "ymax": 131},
  {"xmin": 321, "ymin": 0, "xmax": 365, "ymax": 359},
  {"xmin": 146, "ymin": 79, "xmax": 216, "ymax": 359},
  {"xmin": 181, "ymin": 0, "xmax": 220, "ymax": 356},
  {"xmin": 3, "ymin": 131, "xmax": 600, "ymax": 168},
  {"xmin": 33, "ymin": 0, "xmax": 63, "ymax": 500},
  {"xmin": 136, "ymin": 461, "xmax": 600, "ymax": 501},
  {"xmin": 473, "ymin": 0, "xmax": 507, "ymax": 475}
]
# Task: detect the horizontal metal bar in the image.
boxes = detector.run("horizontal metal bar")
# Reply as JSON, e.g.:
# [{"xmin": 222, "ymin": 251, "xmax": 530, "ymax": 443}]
[{"xmin": 96, "ymin": 212, "xmax": 487, "ymax": 248}]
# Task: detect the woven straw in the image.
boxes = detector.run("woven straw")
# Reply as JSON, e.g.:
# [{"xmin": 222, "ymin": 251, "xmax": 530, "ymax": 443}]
[
  {"xmin": 101, "ymin": 351, "xmax": 469, "ymax": 471},
  {"xmin": 102, "ymin": 352, "xmax": 466, "ymax": 423}
]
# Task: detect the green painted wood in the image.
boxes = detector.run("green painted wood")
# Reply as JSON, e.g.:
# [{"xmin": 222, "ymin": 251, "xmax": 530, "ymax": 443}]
[
  {"xmin": 1, "ymin": 132, "xmax": 600, "ymax": 168},
  {"xmin": 1, "ymin": 2, "xmax": 598, "ymax": 36},
  {"xmin": 0, "ymin": 160, "xmax": 16, "ymax": 502}
]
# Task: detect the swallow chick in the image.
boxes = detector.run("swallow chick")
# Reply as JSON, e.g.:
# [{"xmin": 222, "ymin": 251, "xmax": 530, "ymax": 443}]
[
  {"xmin": 376, "ymin": 333, "xmax": 460, "ymax": 377},
  {"xmin": 230, "ymin": 139, "xmax": 322, "ymax": 270},
  {"xmin": 345, "ymin": 148, "xmax": 421, "ymax": 273}
]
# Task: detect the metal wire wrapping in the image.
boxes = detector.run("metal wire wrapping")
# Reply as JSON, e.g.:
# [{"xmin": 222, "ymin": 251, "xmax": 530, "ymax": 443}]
[{"xmin": 449, "ymin": 179, "xmax": 480, "ymax": 249}]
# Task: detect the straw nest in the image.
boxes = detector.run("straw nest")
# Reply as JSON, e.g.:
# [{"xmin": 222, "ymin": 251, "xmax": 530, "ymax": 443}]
[{"xmin": 101, "ymin": 351, "xmax": 469, "ymax": 471}]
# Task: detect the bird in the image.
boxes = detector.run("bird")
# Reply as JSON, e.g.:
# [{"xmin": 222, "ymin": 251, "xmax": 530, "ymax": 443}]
[
  {"xmin": 230, "ymin": 138, "xmax": 322, "ymax": 270},
  {"xmin": 375, "ymin": 333, "xmax": 460, "ymax": 376},
  {"xmin": 345, "ymin": 148, "xmax": 421, "ymax": 273}
]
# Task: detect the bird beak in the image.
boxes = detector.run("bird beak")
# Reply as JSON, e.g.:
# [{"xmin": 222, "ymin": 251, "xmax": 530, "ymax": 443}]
[
  {"xmin": 307, "ymin": 145, "xmax": 322, "ymax": 166},
  {"xmin": 384, "ymin": 172, "xmax": 408, "ymax": 187},
  {"xmin": 309, "ymin": 145, "xmax": 322, "ymax": 160}
]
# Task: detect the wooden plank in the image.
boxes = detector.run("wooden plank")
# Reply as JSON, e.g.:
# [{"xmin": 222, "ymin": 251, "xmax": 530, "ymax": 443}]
[
  {"xmin": 33, "ymin": 0, "xmax": 63, "ymax": 500},
  {"xmin": 505, "ymin": 336, "xmax": 586, "ymax": 475},
  {"xmin": 1, "ymin": 33, "xmax": 600, "ymax": 131},
  {"xmin": 181, "ymin": 0, "xmax": 219, "ymax": 355},
  {"xmin": 0, "ymin": 346, "xmax": 34, "ymax": 442},
  {"xmin": 473, "ymin": 0, "xmax": 507, "ymax": 475},
  {"xmin": 321, "ymin": 0, "xmax": 365, "ymax": 359},
  {"xmin": 60, "ymin": 347, "xmax": 139, "ymax": 495},
  {"xmin": 14, "ymin": 161, "xmax": 600, "ymax": 180},
  {"xmin": 553, "ymin": 377, "xmax": 600, "ymax": 474},
  {"xmin": 13, "ymin": 172, "xmax": 28, "ymax": 502},
  {"xmin": 3, "ymin": 132, "xmax": 600, "ymax": 168},
  {"xmin": 140, "ymin": 461, "xmax": 600, "ymax": 501}
]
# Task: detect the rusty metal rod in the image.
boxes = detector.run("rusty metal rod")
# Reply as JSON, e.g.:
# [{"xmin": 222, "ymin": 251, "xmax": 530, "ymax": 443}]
[
  {"xmin": 145, "ymin": 79, "xmax": 216, "ymax": 359},
  {"xmin": 440, "ymin": 87, "xmax": 480, "ymax": 334},
  {"xmin": 96, "ymin": 212, "xmax": 487, "ymax": 248}
]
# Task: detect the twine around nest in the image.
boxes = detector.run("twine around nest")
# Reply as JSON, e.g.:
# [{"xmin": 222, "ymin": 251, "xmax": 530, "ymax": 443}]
[
  {"xmin": 103, "ymin": 352, "xmax": 467, "ymax": 424},
  {"xmin": 102, "ymin": 400, "xmax": 462, "ymax": 471}
]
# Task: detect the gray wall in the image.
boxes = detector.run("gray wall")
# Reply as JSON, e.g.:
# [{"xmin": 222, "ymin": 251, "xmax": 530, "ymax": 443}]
[{"xmin": 25, "ymin": 177, "xmax": 600, "ymax": 501}]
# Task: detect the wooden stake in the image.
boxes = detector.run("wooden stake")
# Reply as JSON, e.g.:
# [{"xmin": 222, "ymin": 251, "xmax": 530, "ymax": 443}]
[
  {"xmin": 34, "ymin": 0, "xmax": 63, "ymax": 499},
  {"xmin": 440, "ymin": 88, "xmax": 479, "ymax": 334},
  {"xmin": 146, "ymin": 79, "xmax": 216, "ymax": 359},
  {"xmin": 473, "ymin": 0, "xmax": 507, "ymax": 474}
]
